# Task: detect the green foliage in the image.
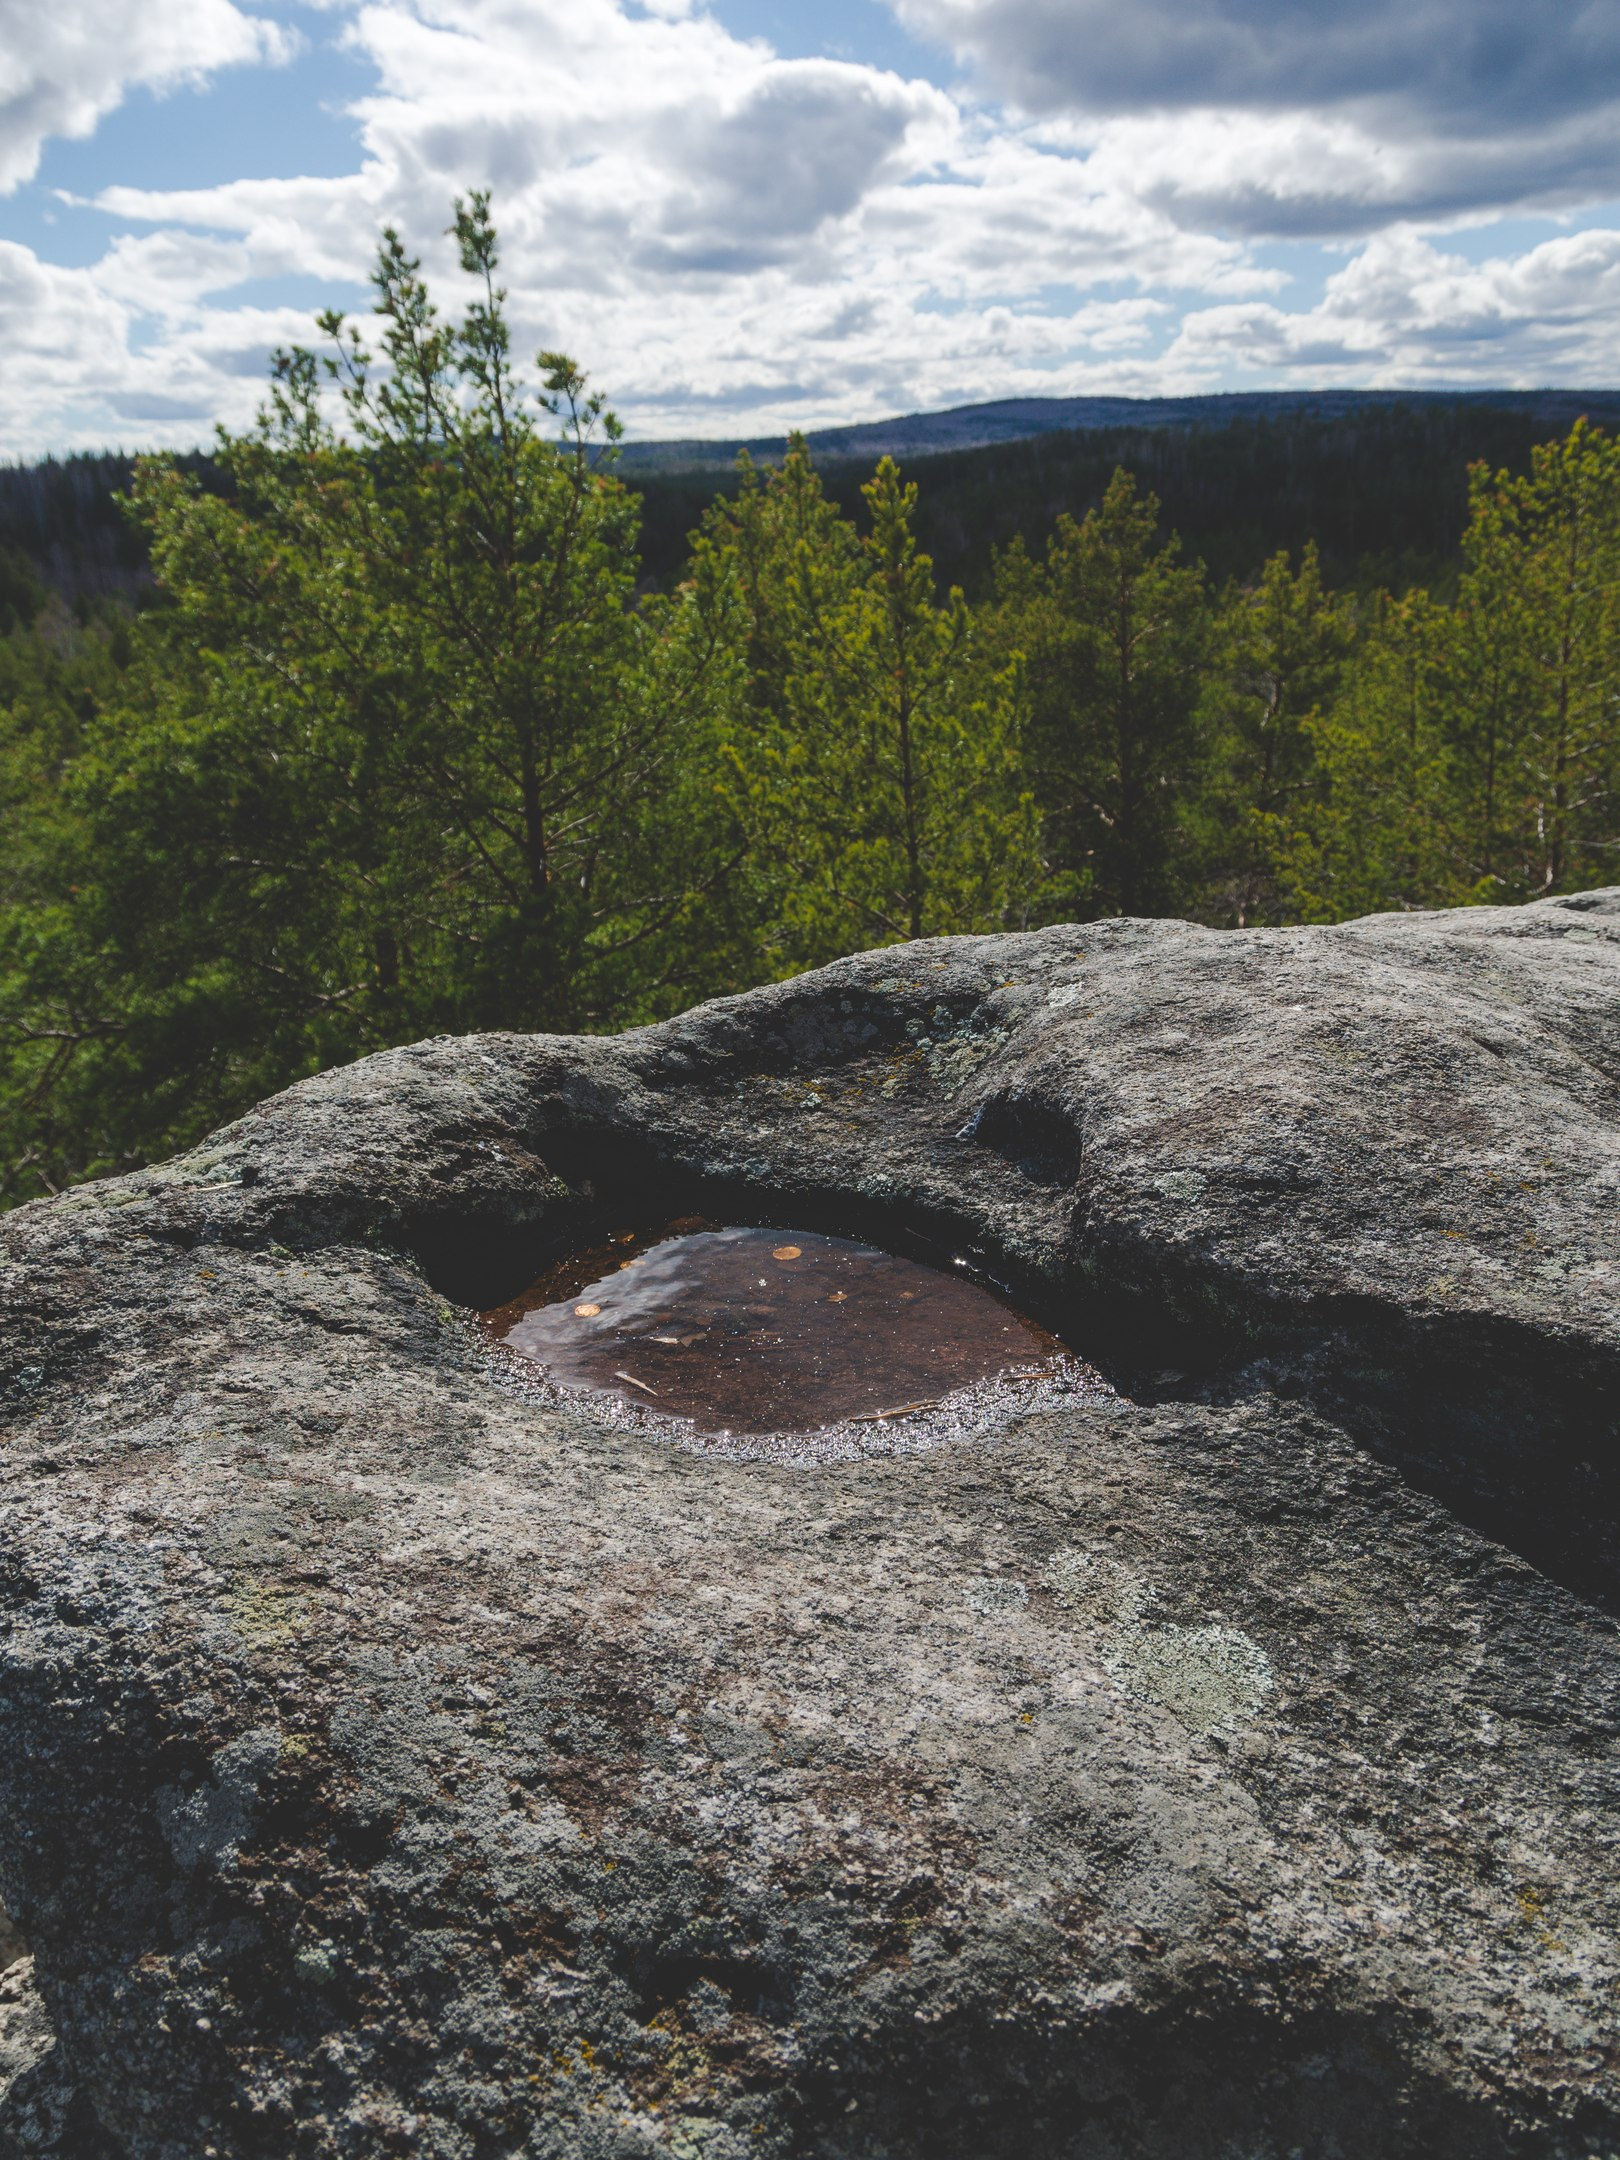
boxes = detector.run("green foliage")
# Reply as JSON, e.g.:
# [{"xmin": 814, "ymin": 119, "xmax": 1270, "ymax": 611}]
[
  {"xmin": 3, "ymin": 195, "xmax": 1620, "ymax": 1210},
  {"xmin": 699, "ymin": 444, "xmax": 1041, "ymax": 972},
  {"xmin": 0, "ymin": 600, "xmax": 144, "ymax": 1200},
  {"xmin": 1273, "ymin": 590, "xmax": 1460, "ymax": 922},
  {"xmin": 1272, "ymin": 424, "xmax": 1620, "ymax": 920},
  {"xmin": 994, "ymin": 471, "xmax": 1210, "ymax": 916},
  {"xmin": 1199, "ymin": 544, "xmax": 1358, "ymax": 925},
  {"xmin": 0, "ymin": 547, "xmax": 46, "ymax": 637},
  {"xmin": 1, "ymin": 197, "xmax": 737, "ymax": 1201},
  {"xmin": 1474, "ymin": 421, "xmax": 1620, "ymax": 895},
  {"xmin": 126, "ymin": 193, "xmax": 729, "ymax": 1045}
]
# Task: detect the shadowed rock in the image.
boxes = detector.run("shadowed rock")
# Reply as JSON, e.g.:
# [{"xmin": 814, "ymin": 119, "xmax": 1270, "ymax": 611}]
[{"xmin": 1, "ymin": 892, "xmax": 1617, "ymax": 2156}]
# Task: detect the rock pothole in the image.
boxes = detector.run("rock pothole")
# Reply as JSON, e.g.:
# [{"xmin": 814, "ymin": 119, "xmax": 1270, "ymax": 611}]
[{"xmin": 482, "ymin": 1218, "xmax": 1109, "ymax": 1461}]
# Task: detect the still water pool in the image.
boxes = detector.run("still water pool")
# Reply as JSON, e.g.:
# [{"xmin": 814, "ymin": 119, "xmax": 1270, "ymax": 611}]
[{"xmin": 483, "ymin": 1221, "xmax": 1076, "ymax": 1439}]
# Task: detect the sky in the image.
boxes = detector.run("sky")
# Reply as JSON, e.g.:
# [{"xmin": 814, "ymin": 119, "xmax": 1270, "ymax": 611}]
[{"xmin": 1, "ymin": 0, "xmax": 1618, "ymax": 454}]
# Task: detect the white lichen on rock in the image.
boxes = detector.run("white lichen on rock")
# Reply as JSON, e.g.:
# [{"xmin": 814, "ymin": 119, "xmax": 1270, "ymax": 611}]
[{"xmin": 1042, "ymin": 1546, "xmax": 1274, "ymax": 1735}]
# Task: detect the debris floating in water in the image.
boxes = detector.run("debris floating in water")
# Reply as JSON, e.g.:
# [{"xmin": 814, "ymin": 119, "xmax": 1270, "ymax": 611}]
[{"xmin": 483, "ymin": 1221, "xmax": 1105, "ymax": 1449}]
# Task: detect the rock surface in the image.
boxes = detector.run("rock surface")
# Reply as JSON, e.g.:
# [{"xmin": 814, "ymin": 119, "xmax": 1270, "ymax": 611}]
[{"xmin": 1, "ymin": 891, "xmax": 1618, "ymax": 2158}]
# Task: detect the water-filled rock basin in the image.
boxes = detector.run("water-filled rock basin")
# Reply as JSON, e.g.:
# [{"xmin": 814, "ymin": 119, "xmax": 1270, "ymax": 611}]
[{"xmin": 483, "ymin": 1221, "xmax": 1074, "ymax": 1436}]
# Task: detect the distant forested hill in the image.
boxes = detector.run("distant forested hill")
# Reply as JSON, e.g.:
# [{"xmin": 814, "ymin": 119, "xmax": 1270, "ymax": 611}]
[
  {"xmin": 632, "ymin": 390, "xmax": 1620, "ymax": 597},
  {"xmin": 0, "ymin": 450, "xmax": 217, "ymax": 611},
  {"xmin": 613, "ymin": 386, "xmax": 1620, "ymax": 472},
  {"xmin": 6, "ymin": 391, "xmax": 1620, "ymax": 610}
]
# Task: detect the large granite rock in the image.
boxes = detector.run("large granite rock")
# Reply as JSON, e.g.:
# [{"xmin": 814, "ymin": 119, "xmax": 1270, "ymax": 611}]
[{"xmin": 1, "ymin": 891, "xmax": 1618, "ymax": 2158}]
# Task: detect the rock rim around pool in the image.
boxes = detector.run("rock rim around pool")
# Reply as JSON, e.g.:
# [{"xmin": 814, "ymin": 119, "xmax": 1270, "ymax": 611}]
[{"xmin": 1, "ymin": 891, "xmax": 1619, "ymax": 2157}]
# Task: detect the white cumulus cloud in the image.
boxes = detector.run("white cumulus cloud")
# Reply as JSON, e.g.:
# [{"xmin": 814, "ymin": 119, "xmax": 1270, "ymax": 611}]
[
  {"xmin": 892, "ymin": 0, "xmax": 1620, "ymax": 128},
  {"xmin": 1170, "ymin": 227, "xmax": 1620, "ymax": 384},
  {"xmin": 2, "ymin": 0, "xmax": 1619, "ymax": 453},
  {"xmin": 0, "ymin": 0, "xmax": 297, "ymax": 194},
  {"xmin": 57, "ymin": 0, "xmax": 1264, "ymax": 449},
  {"xmin": 894, "ymin": 0, "xmax": 1620, "ymax": 233}
]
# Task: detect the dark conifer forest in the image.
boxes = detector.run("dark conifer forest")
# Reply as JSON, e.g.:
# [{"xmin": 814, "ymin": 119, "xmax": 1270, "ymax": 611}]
[{"xmin": 4, "ymin": 198, "xmax": 1619, "ymax": 1207}]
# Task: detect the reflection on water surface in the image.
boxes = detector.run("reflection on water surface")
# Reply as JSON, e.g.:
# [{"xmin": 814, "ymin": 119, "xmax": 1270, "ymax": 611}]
[{"xmin": 483, "ymin": 1220, "xmax": 1083, "ymax": 1439}]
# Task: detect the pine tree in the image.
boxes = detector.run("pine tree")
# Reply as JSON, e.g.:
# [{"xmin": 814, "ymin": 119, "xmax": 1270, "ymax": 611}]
[
  {"xmin": 701, "ymin": 444, "xmax": 1040, "ymax": 972},
  {"xmin": 1441, "ymin": 465, "xmax": 1539, "ymax": 899},
  {"xmin": 1201, "ymin": 545, "xmax": 1355, "ymax": 925},
  {"xmin": 996, "ymin": 470, "xmax": 1209, "ymax": 918},
  {"xmin": 1277, "ymin": 589, "xmax": 1459, "ymax": 921},
  {"xmin": 1490, "ymin": 422, "xmax": 1620, "ymax": 893},
  {"xmin": 125, "ymin": 193, "xmax": 730, "ymax": 1044}
]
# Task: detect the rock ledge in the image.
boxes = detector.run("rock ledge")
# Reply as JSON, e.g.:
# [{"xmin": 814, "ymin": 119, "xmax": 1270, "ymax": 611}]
[{"xmin": 1, "ymin": 894, "xmax": 1618, "ymax": 2157}]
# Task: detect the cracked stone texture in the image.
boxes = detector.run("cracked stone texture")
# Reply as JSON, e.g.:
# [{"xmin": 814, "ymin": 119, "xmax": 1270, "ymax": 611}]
[{"xmin": 1, "ymin": 890, "xmax": 1618, "ymax": 2158}]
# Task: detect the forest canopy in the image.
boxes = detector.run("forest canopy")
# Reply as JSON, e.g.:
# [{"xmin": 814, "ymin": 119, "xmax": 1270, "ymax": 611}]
[{"xmin": 3, "ymin": 198, "xmax": 1619, "ymax": 1208}]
